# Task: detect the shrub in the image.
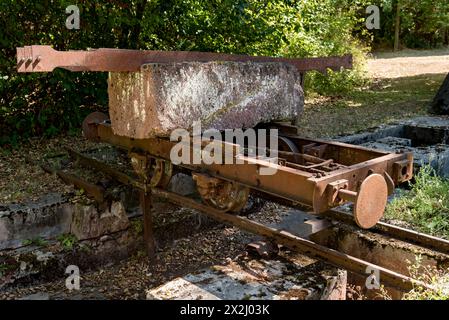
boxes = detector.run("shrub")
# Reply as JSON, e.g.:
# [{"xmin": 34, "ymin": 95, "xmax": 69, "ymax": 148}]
[
  {"xmin": 0, "ymin": 0, "xmax": 373, "ymax": 146},
  {"xmin": 385, "ymin": 165, "xmax": 449, "ymax": 238}
]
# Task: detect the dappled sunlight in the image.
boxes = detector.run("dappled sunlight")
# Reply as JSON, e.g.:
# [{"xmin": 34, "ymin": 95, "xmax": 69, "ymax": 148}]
[
  {"xmin": 297, "ymin": 72, "xmax": 443, "ymax": 138},
  {"xmin": 368, "ymin": 50, "xmax": 449, "ymax": 79}
]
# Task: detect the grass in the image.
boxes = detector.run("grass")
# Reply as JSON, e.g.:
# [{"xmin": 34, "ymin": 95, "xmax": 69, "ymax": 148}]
[
  {"xmin": 298, "ymin": 73, "xmax": 446, "ymax": 138},
  {"xmin": 22, "ymin": 237, "xmax": 48, "ymax": 247},
  {"xmin": 374, "ymin": 256, "xmax": 449, "ymax": 300},
  {"xmin": 57, "ymin": 233, "xmax": 78, "ymax": 250},
  {"xmin": 385, "ymin": 165, "xmax": 449, "ymax": 239},
  {"xmin": 402, "ymin": 256, "xmax": 449, "ymax": 300},
  {"xmin": 0, "ymin": 263, "xmax": 11, "ymax": 277}
]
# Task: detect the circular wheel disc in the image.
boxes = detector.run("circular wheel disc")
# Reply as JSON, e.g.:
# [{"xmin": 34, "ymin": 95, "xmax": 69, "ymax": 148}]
[
  {"xmin": 82, "ymin": 112, "xmax": 109, "ymax": 141},
  {"xmin": 203, "ymin": 184, "xmax": 250, "ymax": 213},
  {"xmin": 354, "ymin": 174, "xmax": 388, "ymax": 229},
  {"xmin": 278, "ymin": 136, "xmax": 299, "ymax": 153}
]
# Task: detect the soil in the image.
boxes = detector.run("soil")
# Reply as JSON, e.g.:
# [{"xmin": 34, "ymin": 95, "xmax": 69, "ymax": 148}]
[{"xmin": 368, "ymin": 48, "xmax": 449, "ymax": 79}]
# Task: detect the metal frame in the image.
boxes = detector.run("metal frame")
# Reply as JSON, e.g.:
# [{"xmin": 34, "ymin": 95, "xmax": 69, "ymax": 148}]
[
  {"xmin": 19, "ymin": 45, "xmax": 435, "ymax": 292},
  {"xmin": 16, "ymin": 45, "xmax": 353, "ymax": 73},
  {"xmin": 84, "ymin": 119, "xmax": 413, "ymax": 227}
]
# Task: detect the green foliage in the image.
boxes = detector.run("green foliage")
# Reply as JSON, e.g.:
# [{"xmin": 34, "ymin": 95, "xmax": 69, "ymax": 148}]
[
  {"xmin": 131, "ymin": 219, "xmax": 144, "ymax": 236},
  {"xmin": 373, "ymin": 0, "xmax": 449, "ymax": 49},
  {"xmin": 57, "ymin": 233, "xmax": 78, "ymax": 250},
  {"xmin": 280, "ymin": 0, "xmax": 372, "ymax": 95},
  {"xmin": 2, "ymin": 0, "xmax": 445, "ymax": 145},
  {"xmin": 385, "ymin": 165, "xmax": 449, "ymax": 239},
  {"xmin": 0, "ymin": 263, "xmax": 10, "ymax": 273},
  {"xmin": 402, "ymin": 255, "xmax": 449, "ymax": 300},
  {"xmin": 0, "ymin": 263, "xmax": 14, "ymax": 277},
  {"xmin": 22, "ymin": 237, "xmax": 48, "ymax": 247}
]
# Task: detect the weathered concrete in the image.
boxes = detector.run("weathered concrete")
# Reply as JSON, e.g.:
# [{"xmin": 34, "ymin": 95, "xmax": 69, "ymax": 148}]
[
  {"xmin": 108, "ymin": 62, "xmax": 304, "ymax": 138},
  {"xmin": 0, "ymin": 193, "xmax": 73, "ymax": 250},
  {"xmin": 0, "ymin": 202, "xmax": 218, "ymax": 290},
  {"xmin": 337, "ymin": 116, "xmax": 449, "ymax": 177},
  {"xmin": 0, "ymin": 228, "xmax": 139, "ymax": 290},
  {"xmin": 71, "ymin": 201, "xmax": 129, "ymax": 240},
  {"xmin": 146, "ymin": 258, "xmax": 346, "ymax": 300},
  {"xmin": 0, "ymin": 194, "xmax": 132, "ymax": 249},
  {"xmin": 311, "ymin": 221, "xmax": 449, "ymax": 299}
]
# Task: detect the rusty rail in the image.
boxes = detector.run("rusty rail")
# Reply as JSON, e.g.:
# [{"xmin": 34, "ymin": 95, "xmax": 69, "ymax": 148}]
[
  {"xmin": 40, "ymin": 163, "xmax": 105, "ymax": 203},
  {"xmin": 17, "ymin": 45, "xmax": 352, "ymax": 73},
  {"xmin": 322, "ymin": 209, "xmax": 449, "ymax": 255},
  {"xmin": 151, "ymin": 187, "xmax": 429, "ymax": 292},
  {"xmin": 40, "ymin": 148, "xmax": 447, "ymax": 292}
]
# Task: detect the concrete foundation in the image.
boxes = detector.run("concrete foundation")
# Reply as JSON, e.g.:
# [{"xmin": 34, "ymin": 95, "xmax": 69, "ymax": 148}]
[
  {"xmin": 337, "ymin": 116, "xmax": 449, "ymax": 177},
  {"xmin": 146, "ymin": 257, "xmax": 347, "ymax": 300}
]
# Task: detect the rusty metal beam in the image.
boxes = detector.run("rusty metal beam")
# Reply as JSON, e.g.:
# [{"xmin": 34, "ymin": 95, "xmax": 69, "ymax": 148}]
[
  {"xmin": 40, "ymin": 163, "xmax": 105, "ymax": 203},
  {"xmin": 323, "ymin": 209, "xmax": 449, "ymax": 255},
  {"xmin": 17, "ymin": 45, "xmax": 353, "ymax": 73},
  {"xmin": 66, "ymin": 147, "xmax": 146, "ymax": 190},
  {"xmin": 140, "ymin": 190, "xmax": 156, "ymax": 261}
]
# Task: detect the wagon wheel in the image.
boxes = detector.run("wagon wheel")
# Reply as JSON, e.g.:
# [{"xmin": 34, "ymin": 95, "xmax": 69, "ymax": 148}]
[
  {"xmin": 130, "ymin": 153, "xmax": 173, "ymax": 188},
  {"xmin": 192, "ymin": 173, "xmax": 250, "ymax": 214},
  {"xmin": 278, "ymin": 136, "xmax": 299, "ymax": 153}
]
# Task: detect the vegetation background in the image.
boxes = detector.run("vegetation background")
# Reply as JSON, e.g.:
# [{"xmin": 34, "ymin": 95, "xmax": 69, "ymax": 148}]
[{"xmin": 0, "ymin": 0, "xmax": 448, "ymax": 146}]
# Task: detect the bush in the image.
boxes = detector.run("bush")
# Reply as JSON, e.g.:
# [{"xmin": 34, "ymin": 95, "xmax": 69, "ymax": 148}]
[
  {"xmin": 372, "ymin": 0, "xmax": 449, "ymax": 49},
  {"xmin": 0, "ymin": 0, "xmax": 373, "ymax": 146},
  {"xmin": 386, "ymin": 165, "xmax": 449, "ymax": 238},
  {"xmin": 280, "ymin": 0, "xmax": 372, "ymax": 96}
]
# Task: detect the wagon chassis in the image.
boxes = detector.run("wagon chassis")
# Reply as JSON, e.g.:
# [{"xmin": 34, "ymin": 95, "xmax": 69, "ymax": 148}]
[
  {"xmin": 40, "ymin": 113, "xmax": 431, "ymax": 292},
  {"xmin": 18, "ymin": 45, "xmax": 448, "ymax": 293},
  {"xmin": 82, "ymin": 115, "xmax": 413, "ymax": 227}
]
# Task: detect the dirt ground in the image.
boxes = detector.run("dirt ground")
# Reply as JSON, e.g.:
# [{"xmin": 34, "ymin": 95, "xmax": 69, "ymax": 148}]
[
  {"xmin": 1, "ymin": 48, "xmax": 449, "ymax": 300},
  {"xmin": 368, "ymin": 48, "xmax": 449, "ymax": 79},
  {"xmin": 297, "ymin": 48, "xmax": 448, "ymax": 138}
]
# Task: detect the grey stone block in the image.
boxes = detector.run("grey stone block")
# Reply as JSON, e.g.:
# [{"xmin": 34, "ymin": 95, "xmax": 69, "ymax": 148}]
[
  {"xmin": 108, "ymin": 61, "xmax": 304, "ymax": 138},
  {"xmin": 70, "ymin": 201, "xmax": 130, "ymax": 240}
]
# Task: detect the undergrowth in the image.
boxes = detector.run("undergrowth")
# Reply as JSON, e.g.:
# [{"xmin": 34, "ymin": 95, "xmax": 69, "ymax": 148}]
[{"xmin": 385, "ymin": 165, "xmax": 449, "ymax": 239}]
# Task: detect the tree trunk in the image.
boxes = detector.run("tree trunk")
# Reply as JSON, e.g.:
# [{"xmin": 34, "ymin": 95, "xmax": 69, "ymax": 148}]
[
  {"xmin": 394, "ymin": 0, "xmax": 401, "ymax": 51},
  {"xmin": 429, "ymin": 73, "xmax": 449, "ymax": 115},
  {"xmin": 445, "ymin": 27, "xmax": 449, "ymax": 46}
]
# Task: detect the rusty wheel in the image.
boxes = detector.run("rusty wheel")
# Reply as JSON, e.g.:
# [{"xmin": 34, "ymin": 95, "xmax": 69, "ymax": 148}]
[
  {"xmin": 278, "ymin": 136, "xmax": 299, "ymax": 153},
  {"xmin": 192, "ymin": 173, "xmax": 250, "ymax": 213},
  {"xmin": 130, "ymin": 153, "xmax": 173, "ymax": 188},
  {"xmin": 150, "ymin": 159, "xmax": 173, "ymax": 188},
  {"xmin": 82, "ymin": 112, "xmax": 109, "ymax": 141},
  {"xmin": 353, "ymin": 174, "xmax": 388, "ymax": 229}
]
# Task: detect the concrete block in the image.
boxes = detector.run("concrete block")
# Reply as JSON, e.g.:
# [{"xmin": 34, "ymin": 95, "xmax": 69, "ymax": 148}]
[
  {"xmin": 71, "ymin": 201, "xmax": 129, "ymax": 240},
  {"xmin": 0, "ymin": 193, "xmax": 73, "ymax": 250}
]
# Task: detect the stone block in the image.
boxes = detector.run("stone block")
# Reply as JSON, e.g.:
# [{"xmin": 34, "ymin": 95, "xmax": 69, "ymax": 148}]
[
  {"xmin": 71, "ymin": 201, "xmax": 129, "ymax": 240},
  {"xmin": 108, "ymin": 61, "xmax": 304, "ymax": 138}
]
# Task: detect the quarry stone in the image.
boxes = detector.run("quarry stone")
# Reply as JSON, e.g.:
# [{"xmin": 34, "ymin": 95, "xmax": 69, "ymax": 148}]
[
  {"xmin": 108, "ymin": 61, "xmax": 304, "ymax": 138},
  {"xmin": 71, "ymin": 201, "xmax": 129, "ymax": 240}
]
